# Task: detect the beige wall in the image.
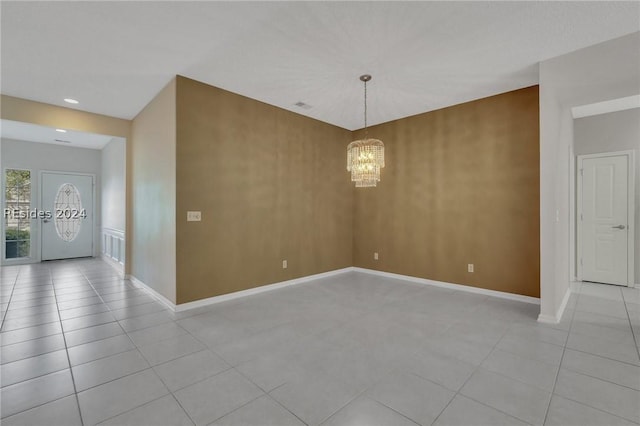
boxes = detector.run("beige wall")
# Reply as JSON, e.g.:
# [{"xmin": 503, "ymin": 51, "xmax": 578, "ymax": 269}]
[
  {"xmin": 175, "ymin": 76, "xmax": 353, "ymax": 303},
  {"xmin": 1, "ymin": 95, "xmax": 131, "ymax": 139},
  {"xmin": 131, "ymin": 79, "xmax": 177, "ymax": 303},
  {"xmin": 352, "ymin": 86, "xmax": 540, "ymax": 297}
]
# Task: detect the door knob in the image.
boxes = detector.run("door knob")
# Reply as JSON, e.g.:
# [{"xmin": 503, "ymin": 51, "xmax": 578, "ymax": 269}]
[{"xmin": 612, "ymin": 225, "xmax": 626, "ymax": 229}]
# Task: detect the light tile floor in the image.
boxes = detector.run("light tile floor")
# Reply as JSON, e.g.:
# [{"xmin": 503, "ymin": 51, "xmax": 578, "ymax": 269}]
[{"xmin": 1, "ymin": 259, "xmax": 639, "ymax": 425}]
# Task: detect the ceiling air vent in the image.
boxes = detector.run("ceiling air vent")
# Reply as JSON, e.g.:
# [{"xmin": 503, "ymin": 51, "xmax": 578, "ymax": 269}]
[{"xmin": 294, "ymin": 101, "xmax": 312, "ymax": 110}]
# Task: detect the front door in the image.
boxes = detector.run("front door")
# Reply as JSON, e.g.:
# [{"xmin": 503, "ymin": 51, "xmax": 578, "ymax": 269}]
[
  {"xmin": 579, "ymin": 154, "xmax": 630, "ymax": 286},
  {"xmin": 41, "ymin": 172, "xmax": 94, "ymax": 260}
]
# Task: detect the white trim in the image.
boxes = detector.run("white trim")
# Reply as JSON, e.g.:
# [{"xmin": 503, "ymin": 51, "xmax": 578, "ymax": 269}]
[
  {"xmin": 352, "ymin": 267, "xmax": 540, "ymax": 305},
  {"xmin": 101, "ymin": 227, "xmax": 125, "ymax": 265},
  {"xmin": 538, "ymin": 287, "xmax": 571, "ymax": 324},
  {"xmin": 128, "ymin": 275, "xmax": 176, "ymax": 311},
  {"xmin": 576, "ymin": 150, "xmax": 635, "ymax": 287},
  {"xmin": 130, "ymin": 267, "xmax": 354, "ymax": 312},
  {"xmin": 2, "ymin": 166, "xmax": 36, "ymax": 264},
  {"xmin": 101, "ymin": 253, "xmax": 124, "ymax": 275},
  {"xmin": 571, "ymin": 95, "xmax": 640, "ymax": 119},
  {"xmin": 131, "ymin": 267, "xmax": 543, "ymax": 313}
]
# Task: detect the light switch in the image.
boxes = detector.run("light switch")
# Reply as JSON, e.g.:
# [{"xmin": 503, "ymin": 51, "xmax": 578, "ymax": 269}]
[{"xmin": 187, "ymin": 211, "xmax": 201, "ymax": 222}]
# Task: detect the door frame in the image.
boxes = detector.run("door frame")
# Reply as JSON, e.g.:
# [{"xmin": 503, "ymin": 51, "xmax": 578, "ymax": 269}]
[
  {"xmin": 576, "ymin": 150, "xmax": 635, "ymax": 286},
  {"xmin": 39, "ymin": 171, "xmax": 96, "ymax": 261},
  {"xmin": 1, "ymin": 166, "xmax": 35, "ymax": 265}
]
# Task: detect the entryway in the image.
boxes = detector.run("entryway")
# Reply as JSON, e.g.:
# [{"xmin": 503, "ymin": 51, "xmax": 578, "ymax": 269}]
[{"xmin": 1, "ymin": 119, "xmax": 126, "ymax": 268}]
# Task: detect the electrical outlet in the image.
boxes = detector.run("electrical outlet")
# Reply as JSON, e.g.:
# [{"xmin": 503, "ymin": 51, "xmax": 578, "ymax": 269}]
[
  {"xmin": 282, "ymin": 260, "xmax": 287, "ymax": 269},
  {"xmin": 187, "ymin": 211, "xmax": 201, "ymax": 222},
  {"xmin": 374, "ymin": 252, "xmax": 379, "ymax": 260},
  {"xmin": 468, "ymin": 263, "xmax": 474, "ymax": 273}
]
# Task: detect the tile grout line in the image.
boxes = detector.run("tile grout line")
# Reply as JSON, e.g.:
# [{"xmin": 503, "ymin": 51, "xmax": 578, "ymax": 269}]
[
  {"xmin": 302, "ymin": 299, "xmax": 453, "ymax": 426},
  {"xmin": 202, "ymin": 391, "xmax": 266, "ymax": 426},
  {"xmin": 233, "ymin": 297, "xmax": 403, "ymax": 426},
  {"xmin": 621, "ymin": 288, "xmax": 640, "ymax": 362},
  {"xmin": 179, "ymin": 312, "xmax": 313, "ymax": 424},
  {"xmin": 2, "ymin": 262, "xmax": 142, "ymax": 422},
  {"xmin": 167, "ymin": 392, "xmax": 198, "ymax": 426},
  {"xmin": 5, "ymin": 260, "xmax": 639, "ymax": 425},
  {"xmin": 76, "ymin": 260, "xmax": 229, "ymax": 425},
  {"xmin": 0, "ymin": 271, "xmax": 21, "ymax": 332},
  {"xmin": 429, "ymin": 316, "xmax": 519, "ymax": 426},
  {"xmin": 263, "ymin": 392, "xmax": 311, "ymax": 426},
  {"xmin": 48, "ymin": 265, "xmax": 85, "ymax": 426},
  {"xmin": 550, "ymin": 393, "xmax": 640, "ymax": 425},
  {"xmin": 75, "ymin": 264, "xmax": 181, "ymax": 425},
  {"xmin": 540, "ymin": 289, "xmax": 581, "ymax": 426}
]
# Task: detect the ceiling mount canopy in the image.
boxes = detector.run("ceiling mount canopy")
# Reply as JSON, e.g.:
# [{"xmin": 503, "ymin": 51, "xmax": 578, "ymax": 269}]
[{"xmin": 347, "ymin": 74, "xmax": 385, "ymax": 188}]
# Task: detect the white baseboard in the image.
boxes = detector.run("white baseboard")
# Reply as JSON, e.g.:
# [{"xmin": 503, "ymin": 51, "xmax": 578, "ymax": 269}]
[
  {"xmin": 130, "ymin": 266, "xmax": 542, "ymax": 313},
  {"xmin": 101, "ymin": 254, "xmax": 124, "ymax": 276},
  {"xmin": 127, "ymin": 275, "xmax": 177, "ymax": 312},
  {"xmin": 537, "ymin": 287, "xmax": 571, "ymax": 324},
  {"xmin": 353, "ymin": 267, "xmax": 541, "ymax": 305},
  {"xmin": 129, "ymin": 267, "xmax": 353, "ymax": 313}
]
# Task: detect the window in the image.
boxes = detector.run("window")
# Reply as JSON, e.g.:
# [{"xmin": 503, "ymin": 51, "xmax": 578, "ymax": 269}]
[
  {"xmin": 54, "ymin": 183, "xmax": 83, "ymax": 242},
  {"xmin": 4, "ymin": 169, "xmax": 31, "ymax": 259}
]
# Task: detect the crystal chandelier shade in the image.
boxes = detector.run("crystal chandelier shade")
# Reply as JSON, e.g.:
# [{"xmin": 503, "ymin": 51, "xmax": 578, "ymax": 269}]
[
  {"xmin": 347, "ymin": 138, "xmax": 385, "ymax": 187},
  {"xmin": 347, "ymin": 75, "xmax": 384, "ymax": 187}
]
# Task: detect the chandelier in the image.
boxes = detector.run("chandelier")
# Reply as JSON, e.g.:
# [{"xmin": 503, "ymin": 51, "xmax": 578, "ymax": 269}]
[{"xmin": 347, "ymin": 74, "xmax": 385, "ymax": 188}]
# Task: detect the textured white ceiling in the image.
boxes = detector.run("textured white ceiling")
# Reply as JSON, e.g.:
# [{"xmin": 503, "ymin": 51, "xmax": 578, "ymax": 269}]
[{"xmin": 1, "ymin": 1, "xmax": 639, "ymax": 130}]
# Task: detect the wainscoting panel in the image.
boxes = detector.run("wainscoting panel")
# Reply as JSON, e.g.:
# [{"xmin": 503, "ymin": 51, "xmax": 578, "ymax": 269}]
[{"xmin": 102, "ymin": 227, "xmax": 125, "ymax": 265}]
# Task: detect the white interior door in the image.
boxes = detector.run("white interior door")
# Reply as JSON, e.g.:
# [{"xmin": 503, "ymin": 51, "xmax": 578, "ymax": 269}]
[
  {"xmin": 41, "ymin": 172, "xmax": 94, "ymax": 260},
  {"xmin": 580, "ymin": 154, "xmax": 629, "ymax": 286}
]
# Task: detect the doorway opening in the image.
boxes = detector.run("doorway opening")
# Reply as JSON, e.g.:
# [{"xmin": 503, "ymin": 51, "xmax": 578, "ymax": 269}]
[{"xmin": 1, "ymin": 120, "xmax": 126, "ymax": 270}]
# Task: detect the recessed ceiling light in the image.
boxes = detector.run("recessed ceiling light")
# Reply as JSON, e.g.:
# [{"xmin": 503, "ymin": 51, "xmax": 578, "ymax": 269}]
[
  {"xmin": 64, "ymin": 98, "xmax": 79, "ymax": 104},
  {"xmin": 55, "ymin": 129, "xmax": 67, "ymax": 133}
]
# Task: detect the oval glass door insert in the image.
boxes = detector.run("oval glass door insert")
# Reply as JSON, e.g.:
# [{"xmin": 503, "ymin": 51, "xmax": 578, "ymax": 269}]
[{"xmin": 54, "ymin": 183, "xmax": 83, "ymax": 242}]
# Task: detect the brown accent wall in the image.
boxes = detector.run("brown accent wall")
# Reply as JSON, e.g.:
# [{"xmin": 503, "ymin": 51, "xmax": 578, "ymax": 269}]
[
  {"xmin": 352, "ymin": 86, "xmax": 540, "ymax": 297},
  {"xmin": 2, "ymin": 83, "xmax": 540, "ymax": 301},
  {"xmin": 175, "ymin": 76, "xmax": 353, "ymax": 304}
]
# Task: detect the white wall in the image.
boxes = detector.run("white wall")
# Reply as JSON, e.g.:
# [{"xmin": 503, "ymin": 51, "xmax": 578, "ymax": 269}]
[
  {"xmin": 539, "ymin": 32, "xmax": 640, "ymax": 323},
  {"xmin": 101, "ymin": 137, "xmax": 126, "ymax": 231},
  {"xmin": 574, "ymin": 108, "xmax": 640, "ymax": 282},
  {"xmin": 1, "ymin": 138, "xmax": 102, "ymax": 263},
  {"xmin": 100, "ymin": 137, "xmax": 126, "ymax": 266}
]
